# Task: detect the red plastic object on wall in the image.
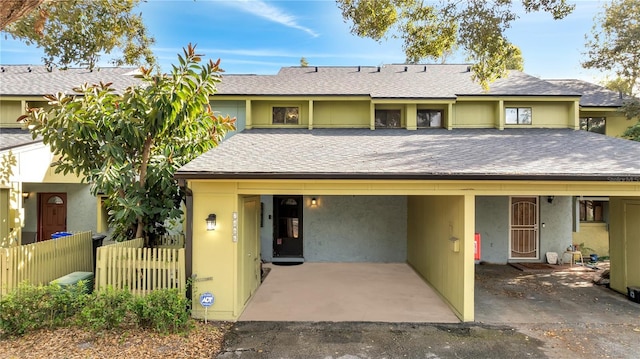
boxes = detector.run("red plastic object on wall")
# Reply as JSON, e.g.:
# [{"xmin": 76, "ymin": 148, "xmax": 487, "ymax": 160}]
[{"xmin": 474, "ymin": 233, "xmax": 481, "ymax": 260}]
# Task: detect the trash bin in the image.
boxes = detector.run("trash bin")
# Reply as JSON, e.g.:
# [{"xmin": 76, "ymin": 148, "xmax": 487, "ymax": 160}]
[
  {"xmin": 92, "ymin": 234, "xmax": 107, "ymax": 273},
  {"xmin": 51, "ymin": 271, "xmax": 94, "ymax": 294}
]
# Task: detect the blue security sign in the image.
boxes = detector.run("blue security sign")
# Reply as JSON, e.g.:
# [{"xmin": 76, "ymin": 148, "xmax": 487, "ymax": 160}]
[{"xmin": 199, "ymin": 292, "xmax": 214, "ymax": 307}]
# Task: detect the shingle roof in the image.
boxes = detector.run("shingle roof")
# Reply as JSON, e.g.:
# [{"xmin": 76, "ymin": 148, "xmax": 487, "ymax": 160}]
[
  {"xmin": 0, "ymin": 65, "xmax": 141, "ymax": 96},
  {"xmin": 0, "ymin": 128, "xmax": 40, "ymax": 151},
  {"xmin": 176, "ymin": 128, "xmax": 640, "ymax": 180},
  {"xmin": 217, "ymin": 64, "xmax": 579, "ymax": 98},
  {"xmin": 546, "ymin": 79, "xmax": 629, "ymax": 107}
]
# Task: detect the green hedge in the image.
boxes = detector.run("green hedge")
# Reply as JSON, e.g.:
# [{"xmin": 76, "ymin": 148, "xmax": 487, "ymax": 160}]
[{"xmin": 0, "ymin": 283, "xmax": 191, "ymax": 337}]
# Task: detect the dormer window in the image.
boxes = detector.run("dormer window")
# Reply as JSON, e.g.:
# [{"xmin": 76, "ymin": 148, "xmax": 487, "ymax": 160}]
[
  {"xmin": 273, "ymin": 107, "xmax": 299, "ymax": 124},
  {"xmin": 505, "ymin": 107, "xmax": 532, "ymax": 125},
  {"xmin": 417, "ymin": 109, "xmax": 442, "ymax": 128},
  {"xmin": 375, "ymin": 109, "xmax": 401, "ymax": 128}
]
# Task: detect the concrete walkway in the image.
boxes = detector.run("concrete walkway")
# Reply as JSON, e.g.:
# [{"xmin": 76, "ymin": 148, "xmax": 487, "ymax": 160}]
[{"xmin": 239, "ymin": 262, "xmax": 459, "ymax": 323}]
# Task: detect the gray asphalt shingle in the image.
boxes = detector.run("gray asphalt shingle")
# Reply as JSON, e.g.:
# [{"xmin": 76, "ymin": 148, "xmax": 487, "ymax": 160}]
[
  {"xmin": 217, "ymin": 64, "xmax": 579, "ymax": 98},
  {"xmin": 0, "ymin": 128, "xmax": 40, "ymax": 151},
  {"xmin": 0, "ymin": 65, "xmax": 141, "ymax": 96},
  {"xmin": 176, "ymin": 128, "xmax": 640, "ymax": 180},
  {"xmin": 547, "ymin": 79, "xmax": 629, "ymax": 107}
]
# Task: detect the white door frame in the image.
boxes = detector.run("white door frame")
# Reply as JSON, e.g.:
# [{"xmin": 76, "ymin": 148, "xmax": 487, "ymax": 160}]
[{"xmin": 508, "ymin": 196, "xmax": 539, "ymax": 260}]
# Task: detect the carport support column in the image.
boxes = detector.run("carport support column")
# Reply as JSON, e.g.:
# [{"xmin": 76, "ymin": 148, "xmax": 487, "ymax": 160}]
[{"xmin": 462, "ymin": 194, "xmax": 475, "ymax": 321}]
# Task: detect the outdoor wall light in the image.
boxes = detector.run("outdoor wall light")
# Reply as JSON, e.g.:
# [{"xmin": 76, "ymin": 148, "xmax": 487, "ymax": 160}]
[
  {"xmin": 547, "ymin": 196, "xmax": 555, "ymax": 203},
  {"xmin": 22, "ymin": 192, "xmax": 30, "ymax": 200},
  {"xmin": 206, "ymin": 214, "xmax": 217, "ymax": 231},
  {"xmin": 311, "ymin": 197, "xmax": 317, "ymax": 206}
]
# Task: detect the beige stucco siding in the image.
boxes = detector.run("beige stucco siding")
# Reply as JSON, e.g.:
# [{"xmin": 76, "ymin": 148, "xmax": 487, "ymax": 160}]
[
  {"xmin": 572, "ymin": 222, "xmax": 609, "ymax": 257},
  {"xmin": 504, "ymin": 102, "xmax": 573, "ymax": 128},
  {"xmin": 0, "ymin": 100, "xmax": 22, "ymax": 127},
  {"xmin": 453, "ymin": 102, "xmax": 495, "ymax": 128},
  {"xmin": 313, "ymin": 101, "xmax": 370, "ymax": 127},
  {"xmin": 190, "ymin": 181, "xmax": 240, "ymax": 321},
  {"xmin": 609, "ymin": 197, "xmax": 640, "ymax": 294}
]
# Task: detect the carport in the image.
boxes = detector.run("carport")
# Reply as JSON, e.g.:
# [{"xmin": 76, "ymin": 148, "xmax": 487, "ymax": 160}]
[{"xmin": 239, "ymin": 262, "xmax": 460, "ymax": 322}]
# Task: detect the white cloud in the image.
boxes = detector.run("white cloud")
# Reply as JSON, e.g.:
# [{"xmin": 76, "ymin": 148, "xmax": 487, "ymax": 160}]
[{"xmin": 225, "ymin": 0, "xmax": 319, "ymax": 37}]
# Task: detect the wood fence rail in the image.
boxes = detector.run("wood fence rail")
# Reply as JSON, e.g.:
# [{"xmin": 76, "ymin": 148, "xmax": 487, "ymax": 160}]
[
  {"xmin": 0, "ymin": 231, "xmax": 93, "ymax": 298},
  {"xmin": 95, "ymin": 245, "xmax": 186, "ymax": 296}
]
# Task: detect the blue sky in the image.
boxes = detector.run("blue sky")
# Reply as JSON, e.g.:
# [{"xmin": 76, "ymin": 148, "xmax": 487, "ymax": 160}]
[{"xmin": 0, "ymin": 0, "xmax": 608, "ymax": 82}]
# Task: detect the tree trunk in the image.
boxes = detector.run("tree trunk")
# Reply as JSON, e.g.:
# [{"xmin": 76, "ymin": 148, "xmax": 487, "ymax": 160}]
[{"xmin": 1, "ymin": 0, "xmax": 46, "ymax": 30}]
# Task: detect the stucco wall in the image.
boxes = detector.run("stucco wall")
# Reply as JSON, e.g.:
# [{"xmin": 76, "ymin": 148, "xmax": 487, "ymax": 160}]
[
  {"xmin": 475, "ymin": 196, "xmax": 509, "ymax": 263},
  {"xmin": 475, "ymin": 196, "xmax": 573, "ymax": 264},
  {"xmin": 303, "ymin": 195, "xmax": 407, "ymax": 262},
  {"xmin": 539, "ymin": 196, "xmax": 574, "ymax": 260},
  {"xmin": 260, "ymin": 195, "xmax": 407, "ymax": 262},
  {"xmin": 21, "ymin": 183, "xmax": 97, "ymax": 241}
]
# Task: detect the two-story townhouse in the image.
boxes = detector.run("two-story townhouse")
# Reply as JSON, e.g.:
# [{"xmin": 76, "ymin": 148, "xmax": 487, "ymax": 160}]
[
  {"xmin": 174, "ymin": 64, "xmax": 640, "ymax": 322},
  {"xmin": 0, "ymin": 65, "xmax": 140, "ymax": 245}
]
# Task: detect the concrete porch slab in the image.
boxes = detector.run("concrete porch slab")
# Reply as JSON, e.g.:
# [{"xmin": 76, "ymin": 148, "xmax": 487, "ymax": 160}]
[{"xmin": 239, "ymin": 262, "xmax": 460, "ymax": 323}]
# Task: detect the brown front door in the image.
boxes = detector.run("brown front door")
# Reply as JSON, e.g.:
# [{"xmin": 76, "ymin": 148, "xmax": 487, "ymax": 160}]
[
  {"xmin": 38, "ymin": 193, "xmax": 67, "ymax": 241},
  {"xmin": 509, "ymin": 196, "xmax": 539, "ymax": 259}
]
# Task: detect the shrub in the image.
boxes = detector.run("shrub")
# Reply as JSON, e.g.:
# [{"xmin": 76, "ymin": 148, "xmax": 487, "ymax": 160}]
[
  {"xmin": 79, "ymin": 286, "xmax": 136, "ymax": 331},
  {"xmin": 134, "ymin": 288, "xmax": 191, "ymax": 334},
  {"xmin": 0, "ymin": 281, "xmax": 88, "ymax": 336}
]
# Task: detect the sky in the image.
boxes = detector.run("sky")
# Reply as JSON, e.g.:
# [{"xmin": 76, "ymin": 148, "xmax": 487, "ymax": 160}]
[{"xmin": 0, "ymin": 0, "xmax": 609, "ymax": 83}]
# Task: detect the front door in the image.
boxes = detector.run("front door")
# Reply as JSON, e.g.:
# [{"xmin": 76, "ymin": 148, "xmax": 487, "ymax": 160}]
[
  {"xmin": 509, "ymin": 196, "xmax": 539, "ymax": 259},
  {"xmin": 38, "ymin": 193, "xmax": 67, "ymax": 241},
  {"xmin": 240, "ymin": 196, "xmax": 260, "ymax": 305},
  {"xmin": 273, "ymin": 195, "xmax": 303, "ymax": 261}
]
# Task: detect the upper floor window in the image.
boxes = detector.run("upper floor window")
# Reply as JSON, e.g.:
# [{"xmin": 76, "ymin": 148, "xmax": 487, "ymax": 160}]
[
  {"xmin": 375, "ymin": 109, "xmax": 401, "ymax": 128},
  {"xmin": 273, "ymin": 107, "xmax": 299, "ymax": 124},
  {"xmin": 579, "ymin": 200, "xmax": 606, "ymax": 222},
  {"xmin": 505, "ymin": 107, "xmax": 532, "ymax": 125},
  {"xmin": 417, "ymin": 109, "xmax": 442, "ymax": 128},
  {"xmin": 579, "ymin": 117, "xmax": 606, "ymax": 134}
]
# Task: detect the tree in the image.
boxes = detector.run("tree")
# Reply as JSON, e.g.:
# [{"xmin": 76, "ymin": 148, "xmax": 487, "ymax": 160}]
[
  {"xmin": 21, "ymin": 45, "xmax": 236, "ymax": 243},
  {"xmin": 3, "ymin": 0, "xmax": 155, "ymax": 70},
  {"xmin": 583, "ymin": 0, "xmax": 640, "ymax": 140},
  {"xmin": 336, "ymin": 0, "xmax": 574, "ymax": 89},
  {"xmin": 300, "ymin": 57, "xmax": 309, "ymax": 67}
]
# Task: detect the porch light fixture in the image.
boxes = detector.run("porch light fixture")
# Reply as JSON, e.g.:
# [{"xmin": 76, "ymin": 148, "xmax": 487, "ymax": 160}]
[
  {"xmin": 206, "ymin": 214, "xmax": 217, "ymax": 231},
  {"xmin": 22, "ymin": 192, "xmax": 30, "ymax": 199},
  {"xmin": 311, "ymin": 197, "xmax": 317, "ymax": 206},
  {"xmin": 547, "ymin": 196, "xmax": 555, "ymax": 203}
]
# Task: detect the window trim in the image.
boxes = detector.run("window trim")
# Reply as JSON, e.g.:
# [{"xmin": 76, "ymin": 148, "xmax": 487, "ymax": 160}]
[
  {"xmin": 505, "ymin": 107, "xmax": 532, "ymax": 125},
  {"xmin": 374, "ymin": 108, "xmax": 402, "ymax": 129},
  {"xmin": 416, "ymin": 109, "xmax": 443, "ymax": 128},
  {"xmin": 579, "ymin": 117, "xmax": 606, "ymax": 134},
  {"xmin": 579, "ymin": 199, "xmax": 606, "ymax": 222},
  {"xmin": 272, "ymin": 106, "xmax": 300, "ymax": 125}
]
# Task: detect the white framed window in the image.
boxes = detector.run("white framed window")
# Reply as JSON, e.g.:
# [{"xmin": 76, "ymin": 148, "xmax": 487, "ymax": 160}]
[
  {"xmin": 505, "ymin": 107, "xmax": 532, "ymax": 125},
  {"xmin": 272, "ymin": 107, "xmax": 299, "ymax": 124},
  {"xmin": 375, "ymin": 109, "xmax": 401, "ymax": 128},
  {"xmin": 417, "ymin": 109, "xmax": 442, "ymax": 128}
]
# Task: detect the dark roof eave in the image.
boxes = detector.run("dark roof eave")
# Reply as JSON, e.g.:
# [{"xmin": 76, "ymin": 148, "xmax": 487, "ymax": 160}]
[{"xmin": 174, "ymin": 171, "xmax": 637, "ymax": 182}]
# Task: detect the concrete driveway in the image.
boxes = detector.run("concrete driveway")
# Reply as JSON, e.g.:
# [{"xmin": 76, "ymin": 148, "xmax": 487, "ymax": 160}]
[
  {"xmin": 218, "ymin": 263, "xmax": 640, "ymax": 358},
  {"xmin": 240, "ymin": 262, "xmax": 459, "ymax": 323}
]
